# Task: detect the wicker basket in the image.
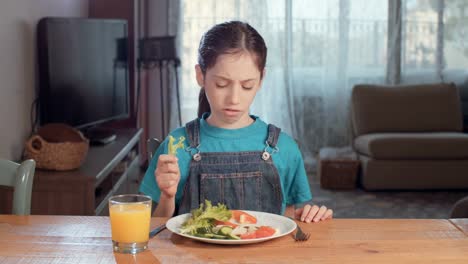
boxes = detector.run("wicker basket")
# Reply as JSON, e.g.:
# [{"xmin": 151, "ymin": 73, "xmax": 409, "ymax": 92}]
[
  {"xmin": 24, "ymin": 123, "xmax": 89, "ymax": 171},
  {"xmin": 319, "ymin": 159, "xmax": 360, "ymax": 190}
]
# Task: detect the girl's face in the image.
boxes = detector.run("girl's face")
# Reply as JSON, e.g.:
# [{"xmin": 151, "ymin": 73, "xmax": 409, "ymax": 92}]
[{"xmin": 196, "ymin": 51, "xmax": 264, "ymax": 129}]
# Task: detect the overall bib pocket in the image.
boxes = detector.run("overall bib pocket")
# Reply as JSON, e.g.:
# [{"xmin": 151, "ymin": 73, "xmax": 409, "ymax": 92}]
[{"xmin": 200, "ymin": 171, "xmax": 262, "ymax": 211}]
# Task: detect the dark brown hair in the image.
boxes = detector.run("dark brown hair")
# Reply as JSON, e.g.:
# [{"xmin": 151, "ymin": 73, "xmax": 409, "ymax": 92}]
[{"xmin": 197, "ymin": 21, "xmax": 267, "ymax": 118}]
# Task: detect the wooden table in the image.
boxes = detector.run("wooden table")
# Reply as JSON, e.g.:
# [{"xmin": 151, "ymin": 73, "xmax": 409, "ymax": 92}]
[
  {"xmin": 1, "ymin": 215, "xmax": 468, "ymax": 263},
  {"xmin": 450, "ymin": 218, "xmax": 468, "ymax": 236}
]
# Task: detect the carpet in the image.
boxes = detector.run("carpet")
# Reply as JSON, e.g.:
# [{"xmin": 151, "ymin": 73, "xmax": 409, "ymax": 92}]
[{"xmin": 308, "ymin": 173, "xmax": 468, "ymax": 219}]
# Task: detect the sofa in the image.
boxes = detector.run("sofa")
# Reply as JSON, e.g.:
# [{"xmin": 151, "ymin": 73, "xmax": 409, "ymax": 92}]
[{"xmin": 350, "ymin": 83, "xmax": 468, "ymax": 190}]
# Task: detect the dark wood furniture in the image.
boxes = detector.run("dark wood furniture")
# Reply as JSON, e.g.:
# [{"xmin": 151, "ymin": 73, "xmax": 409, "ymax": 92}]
[
  {"xmin": 89, "ymin": 0, "xmax": 140, "ymax": 129},
  {"xmin": 89, "ymin": 0, "xmax": 152, "ymax": 165},
  {"xmin": 0, "ymin": 128, "xmax": 143, "ymax": 216}
]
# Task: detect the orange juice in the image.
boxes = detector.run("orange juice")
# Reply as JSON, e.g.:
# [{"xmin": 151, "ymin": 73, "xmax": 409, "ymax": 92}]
[{"xmin": 109, "ymin": 203, "xmax": 151, "ymax": 243}]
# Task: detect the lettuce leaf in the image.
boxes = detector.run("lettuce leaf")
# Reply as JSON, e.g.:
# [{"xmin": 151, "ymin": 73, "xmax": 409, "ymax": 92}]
[{"xmin": 179, "ymin": 200, "xmax": 232, "ymax": 235}]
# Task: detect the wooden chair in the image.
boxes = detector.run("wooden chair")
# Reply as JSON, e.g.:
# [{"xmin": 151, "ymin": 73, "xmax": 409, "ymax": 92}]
[
  {"xmin": 0, "ymin": 159, "xmax": 36, "ymax": 215},
  {"xmin": 450, "ymin": 196, "xmax": 468, "ymax": 218},
  {"xmin": 146, "ymin": 138, "xmax": 161, "ymax": 160},
  {"xmin": 145, "ymin": 138, "xmax": 161, "ymax": 213}
]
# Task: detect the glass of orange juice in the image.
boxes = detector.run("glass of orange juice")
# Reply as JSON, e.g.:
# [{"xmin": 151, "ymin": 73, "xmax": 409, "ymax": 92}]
[{"xmin": 109, "ymin": 194, "xmax": 152, "ymax": 254}]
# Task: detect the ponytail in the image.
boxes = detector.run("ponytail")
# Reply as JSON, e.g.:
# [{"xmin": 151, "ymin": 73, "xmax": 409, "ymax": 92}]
[{"xmin": 197, "ymin": 88, "xmax": 211, "ymax": 118}]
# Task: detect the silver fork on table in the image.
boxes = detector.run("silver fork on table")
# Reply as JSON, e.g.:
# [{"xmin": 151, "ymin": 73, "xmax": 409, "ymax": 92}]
[
  {"xmin": 288, "ymin": 217, "xmax": 310, "ymax": 242},
  {"xmin": 294, "ymin": 224, "xmax": 310, "ymax": 241}
]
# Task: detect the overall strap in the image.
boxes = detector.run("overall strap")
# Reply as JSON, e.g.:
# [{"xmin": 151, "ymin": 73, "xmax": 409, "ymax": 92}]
[
  {"xmin": 185, "ymin": 118, "xmax": 201, "ymax": 148},
  {"xmin": 266, "ymin": 124, "xmax": 281, "ymax": 148}
]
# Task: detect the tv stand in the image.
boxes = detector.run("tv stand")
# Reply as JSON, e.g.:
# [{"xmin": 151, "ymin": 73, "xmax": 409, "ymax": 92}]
[
  {"xmin": 85, "ymin": 126, "xmax": 117, "ymax": 145},
  {"xmin": 0, "ymin": 128, "xmax": 143, "ymax": 216}
]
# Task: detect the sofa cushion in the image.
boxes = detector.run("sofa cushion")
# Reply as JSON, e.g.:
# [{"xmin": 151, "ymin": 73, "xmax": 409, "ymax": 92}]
[
  {"xmin": 354, "ymin": 132, "xmax": 468, "ymax": 159},
  {"xmin": 351, "ymin": 83, "xmax": 463, "ymax": 136},
  {"xmin": 359, "ymin": 156, "xmax": 468, "ymax": 190}
]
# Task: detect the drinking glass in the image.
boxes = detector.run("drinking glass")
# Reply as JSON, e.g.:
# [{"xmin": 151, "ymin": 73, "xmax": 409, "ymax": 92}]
[{"xmin": 109, "ymin": 194, "xmax": 152, "ymax": 254}]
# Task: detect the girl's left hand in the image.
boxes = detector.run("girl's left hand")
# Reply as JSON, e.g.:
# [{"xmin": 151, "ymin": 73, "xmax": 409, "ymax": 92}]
[{"xmin": 295, "ymin": 204, "xmax": 333, "ymax": 223}]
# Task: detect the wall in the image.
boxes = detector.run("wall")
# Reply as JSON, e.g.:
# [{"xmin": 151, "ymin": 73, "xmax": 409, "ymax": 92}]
[{"xmin": 0, "ymin": 0, "xmax": 88, "ymax": 161}]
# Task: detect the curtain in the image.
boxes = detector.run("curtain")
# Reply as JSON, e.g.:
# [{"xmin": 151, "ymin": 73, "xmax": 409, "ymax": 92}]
[
  {"xmin": 400, "ymin": 0, "xmax": 468, "ymax": 128},
  {"xmin": 139, "ymin": 0, "xmax": 182, "ymax": 164},
  {"xmin": 144, "ymin": 0, "xmax": 182, "ymax": 139},
  {"xmin": 179, "ymin": 0, "xmax": 468, "ymax": 170},
  {"xmin": 401, "ymin": 0, "xmax": 468, "ymax": 86}
]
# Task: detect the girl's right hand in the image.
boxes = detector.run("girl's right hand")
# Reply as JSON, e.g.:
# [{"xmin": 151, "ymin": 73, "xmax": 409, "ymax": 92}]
[{"xmin": 155, "ymin": 154, "xmax": 180, "ymax": 199}]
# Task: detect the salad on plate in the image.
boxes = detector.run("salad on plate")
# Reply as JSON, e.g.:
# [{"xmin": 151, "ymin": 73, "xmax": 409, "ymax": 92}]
[{"xmin": 179, "ymin": 200, "xmax": 278, "ymax": 240}]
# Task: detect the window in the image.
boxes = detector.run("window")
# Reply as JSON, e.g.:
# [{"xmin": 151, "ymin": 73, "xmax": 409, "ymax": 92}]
[{"xmin": 179, "ymin": 0, "xmax": 468, "ymax": 160}]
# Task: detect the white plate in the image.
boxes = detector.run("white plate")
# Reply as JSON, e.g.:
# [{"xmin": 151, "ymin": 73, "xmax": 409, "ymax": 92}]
[{"xmin": 166, "ymin": 210, "xmax": 297, "ymax": 245}]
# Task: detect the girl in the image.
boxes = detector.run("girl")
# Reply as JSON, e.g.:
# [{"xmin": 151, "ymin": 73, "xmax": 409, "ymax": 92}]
[{"xmin": 140, "ymin": 21, "xmax": 333, "ymax": 223}]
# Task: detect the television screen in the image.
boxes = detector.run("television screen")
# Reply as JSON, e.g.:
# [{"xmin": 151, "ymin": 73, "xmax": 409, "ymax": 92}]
[{"xmin": 38, "ymin": 17, "xmax": 129, "ymax": 131}]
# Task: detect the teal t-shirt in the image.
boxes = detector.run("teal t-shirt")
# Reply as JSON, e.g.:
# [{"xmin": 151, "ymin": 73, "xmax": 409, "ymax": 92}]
[{"xmin": 139, "ymin": 114, "xmax": 312, "ymax": 213}]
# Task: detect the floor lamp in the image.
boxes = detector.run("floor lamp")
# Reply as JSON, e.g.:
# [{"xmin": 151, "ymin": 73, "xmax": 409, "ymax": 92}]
[{"xmin": 137, "ymin": 36, "xmax": 181, "ymax": 136}]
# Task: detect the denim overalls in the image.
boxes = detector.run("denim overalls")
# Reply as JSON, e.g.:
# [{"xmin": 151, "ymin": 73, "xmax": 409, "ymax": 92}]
[{"xmin": 177, "ymin": 118, "xmax": 284, "ymax": 215}]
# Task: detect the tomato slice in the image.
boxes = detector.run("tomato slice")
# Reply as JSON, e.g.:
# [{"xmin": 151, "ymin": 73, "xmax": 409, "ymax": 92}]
[
  {"xmin": 239, "ymin": 226, "xmax": 276, "ymax": 239},
  {"xmin": 231, "ymin": 210, "xmax": 257, "ymax": 224},
  {"xmin": 255, "ymin": 226, "xmax": 276, "ymax": 238}
]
